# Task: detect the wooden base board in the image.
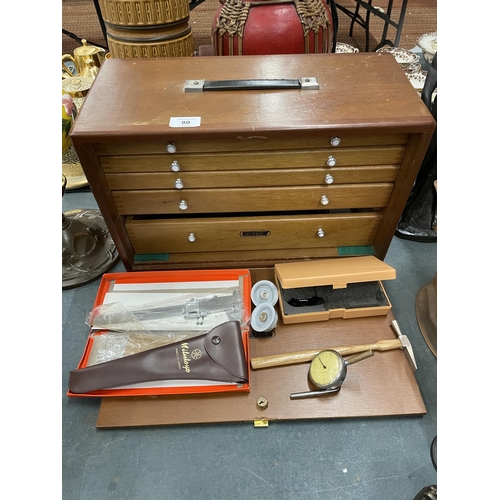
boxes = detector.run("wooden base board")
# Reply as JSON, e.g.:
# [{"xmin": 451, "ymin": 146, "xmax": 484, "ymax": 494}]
[{"xmin": 97, "ymin": 310, "xmax": 425, "ymax": 428}]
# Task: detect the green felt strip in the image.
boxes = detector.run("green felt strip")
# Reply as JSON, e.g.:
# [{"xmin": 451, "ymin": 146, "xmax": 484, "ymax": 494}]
[
  {"xmin": 338, "ymin": 246, "xmax": 374, "ymax": 256},
  {"xmin": 134, "ymin": 254, "xmax": 170, "ymax": 262},
  {"xmin": 134, "ymin": 248, "xmax": 373, "ymax": 262}
]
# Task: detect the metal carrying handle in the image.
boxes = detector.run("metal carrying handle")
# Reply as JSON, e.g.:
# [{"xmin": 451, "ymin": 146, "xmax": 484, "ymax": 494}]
[{"xmin": 184, "ymin": 77, "xmax": 319, "ymax": 92}]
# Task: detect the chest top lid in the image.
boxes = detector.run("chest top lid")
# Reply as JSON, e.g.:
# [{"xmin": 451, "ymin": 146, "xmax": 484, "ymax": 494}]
[
  {"xmin": 71, "ymin": 53, "xmax": 435, "ymax": 140},
  {"xmin": 275, "ymin": 256, "xmax": 396, "ymax": 289}
]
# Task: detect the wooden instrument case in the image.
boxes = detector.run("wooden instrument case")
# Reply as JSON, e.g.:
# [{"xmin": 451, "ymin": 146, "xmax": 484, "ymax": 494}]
[
  {"xmin": 69, "ymin": 53, "xmax": 434, "ymax": 427},
  {"xmin": 70, "ymin": 53, "xmax": 435, "ymax": 272}
]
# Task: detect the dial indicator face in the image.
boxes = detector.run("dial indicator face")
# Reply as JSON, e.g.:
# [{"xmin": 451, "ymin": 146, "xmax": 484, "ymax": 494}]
[{"xmin": 309, "ymin": 350, "xmax": 344, "ymax": 389}]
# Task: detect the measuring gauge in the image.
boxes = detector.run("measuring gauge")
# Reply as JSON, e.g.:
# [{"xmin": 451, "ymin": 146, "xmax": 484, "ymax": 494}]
[
  {"xmin": 290, "ymin": 349, "xmax": 374, "ymax": 399},
  {"xmin": 309, "ymin": 349, "xmax": 346, "ymax": 389}
]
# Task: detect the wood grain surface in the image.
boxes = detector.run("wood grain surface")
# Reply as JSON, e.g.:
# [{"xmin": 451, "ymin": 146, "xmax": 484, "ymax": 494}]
[
  {"xmin": 97, "ymin": 309, "xmax": 425, "ymax": 427},
  {"xmin": 71, "ymin": 53, "xmax": 432, "ymax": 141}
]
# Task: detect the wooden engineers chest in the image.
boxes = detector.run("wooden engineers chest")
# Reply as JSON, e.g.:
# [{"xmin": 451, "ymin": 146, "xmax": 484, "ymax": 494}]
[{"xmin": 71, "ymin": 53, "xmax": 436, "ymax": 272}]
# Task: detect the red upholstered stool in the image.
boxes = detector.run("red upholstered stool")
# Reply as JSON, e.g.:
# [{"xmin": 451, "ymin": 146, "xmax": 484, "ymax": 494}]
[{"xmin": 212, "ymin": 0, "xmax": 334, "ymax": 56}]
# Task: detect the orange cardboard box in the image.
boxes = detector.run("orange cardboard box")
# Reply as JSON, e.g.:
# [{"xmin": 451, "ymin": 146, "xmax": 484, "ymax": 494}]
[{"xmin": 67, "ymin": 269, "xmax": 252, "ymax": 397}]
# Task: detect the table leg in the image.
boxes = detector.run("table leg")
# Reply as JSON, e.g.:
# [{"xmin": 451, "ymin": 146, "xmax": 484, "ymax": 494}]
[
  {"xmin": 337, "ymin": 0, "xmax": 408, "ymax": 52},
  {"xmin": 92, "ymin": 0, "xmax": 108, "ymax": 46}
]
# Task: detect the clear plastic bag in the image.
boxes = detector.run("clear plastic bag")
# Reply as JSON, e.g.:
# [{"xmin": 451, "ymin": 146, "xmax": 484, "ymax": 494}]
[
  {"xmin": 87, "ymin": 288, "xmax": 248, "ymax": 337},
  {"xmin": 86, "ymin": 331, "xmax": 182, "ymax": 366},
  {"xmin": 85, "ymin": 282, "xmax": 250, "ymax": 364}
]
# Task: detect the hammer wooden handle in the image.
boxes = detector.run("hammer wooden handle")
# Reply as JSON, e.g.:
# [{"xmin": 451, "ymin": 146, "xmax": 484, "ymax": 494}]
[{"xmin": 251, "ymin": 339, "xmax": 402, "ymax": 369}]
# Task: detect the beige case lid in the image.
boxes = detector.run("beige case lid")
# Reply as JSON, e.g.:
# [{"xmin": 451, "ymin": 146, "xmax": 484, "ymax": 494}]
[{"xmin": 275, "ymin": 256, "xmax": 396, "ymax": 289}]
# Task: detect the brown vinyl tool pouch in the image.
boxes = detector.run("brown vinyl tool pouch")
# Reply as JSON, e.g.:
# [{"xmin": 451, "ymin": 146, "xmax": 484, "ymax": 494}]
[{"xmin": 68, "ymin": 321, "xmax": 248, "ymax": 394}]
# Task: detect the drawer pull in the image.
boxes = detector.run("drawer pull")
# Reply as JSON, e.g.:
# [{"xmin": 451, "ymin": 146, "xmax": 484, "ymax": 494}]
[
  {"xmin": 187, "ymin": 233, "xmax": 196, "ymax": 242},
  {"xmin": 330, "ymin": 136, "xmax": 341, "ymax": 147},
  {"xmin": 317, "ymin": 228, "xmax": 325, "ymax": 238},
  {"xmin": 174, "ymin": 179, "xmax": 184, "ymax": 190},
  {"xmin": 166, "ymin": 143, "xmax": 177, "ymax": 153},
  {"xmin": 326, "ymin": 155, "xmax": 336, "ymax": 167},
  {"xmin": 170, "ymin": 160, "xmax": 180, "ymax": 172},
  {"xmin": 320, "ymin": 195, "xmax": 329, "ymax": 206},
  {"xmin": 324, "ymin": 174, "xmax": 334, "ymax": 185},
  {"xmin": 179, "ymin": 200, "xmax": 188, "ymax": 210}
]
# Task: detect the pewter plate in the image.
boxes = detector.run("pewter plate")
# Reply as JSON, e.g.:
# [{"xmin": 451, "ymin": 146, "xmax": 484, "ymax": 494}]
[{"xmin": 62, "ymin": 209, "xmax": 120, "ymax": 289}]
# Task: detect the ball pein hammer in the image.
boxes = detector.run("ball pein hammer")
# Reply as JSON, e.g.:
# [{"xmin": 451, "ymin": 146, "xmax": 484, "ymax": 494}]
[{"xmin": 250, "ymin": 319, "xmax": 417, "ymax": 371}]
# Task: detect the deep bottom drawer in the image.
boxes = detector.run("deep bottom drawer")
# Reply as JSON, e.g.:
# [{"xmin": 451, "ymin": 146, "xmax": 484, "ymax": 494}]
[{"xmin": 126, "ymin": 212, "xmax": 382, "ymax": 254}]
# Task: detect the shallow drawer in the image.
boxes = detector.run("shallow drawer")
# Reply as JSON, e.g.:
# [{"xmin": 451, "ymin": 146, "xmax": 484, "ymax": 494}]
[
  {"xmin": 101, "ymin": 146, "xmax": 405, "ymax": 173},
  {"xmin": 94, "ymin": 133, "xmax": 408, "ymax": 155},
  {"xmin": 126, "ymin": 212, "xmax": 382, "ymax": 254},
  {"xmin": 106, "ymin": 165, "xmax": 400, "ymax": 190},
  {"xmin": 113, "ymin": 184, "xmax": 393, "ymax": 215}
]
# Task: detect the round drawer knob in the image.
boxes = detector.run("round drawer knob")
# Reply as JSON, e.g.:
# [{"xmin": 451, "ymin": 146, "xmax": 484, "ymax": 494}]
[
  {"xmin": 326, "ymin": 155, "xmax": 336, "ymax": 167},
  {"xmin": 320, "ymin": 195, "xmax": 329, "ymax": 206},
  {"xmin": 174, "ymin": 179, "xmax": 184, "ymax": 190},
  {"xmin": 324, "ymin": 174, "xmax": 334, "ymax": 184},
  {"xmin": 179, "ymin": 200, "xmax": 188, "ymax": 210},
  {"xmin": 317, "ymin": 228, "xmax": 325, "ymax": 238},
  {"xmin": 330, "ymin": 136, "xmax": 341, "ymax": 147},
  {"xmin": 188, "ymin": 233, "xmax": 196, "ymax": 242},
  {"xmin": 170, "ymin": 160, "xmax": 180, "ymax": 172},
  {"xmin": 166, "ymin": 143, "xmax": 177, "ymax": 153}
]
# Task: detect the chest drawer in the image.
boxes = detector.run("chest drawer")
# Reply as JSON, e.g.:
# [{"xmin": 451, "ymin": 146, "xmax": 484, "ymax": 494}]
[
  {"xmin": 126, "ymin": 212, "xmax": 382, "ymax": 254},
  {"xmin": 100, "ymin": 146, "xmax": 405, "ymax": 173},
  {"xmin": 95, "ymin": 133, "xmax": 409, "ymax": 156},
  {"xmin": 113, "ymin": 184, "xmax": 393, "ymax": 215},
  {"xmin": 106, "ymin": 165, "xmax": 400, "ymax": 190}
]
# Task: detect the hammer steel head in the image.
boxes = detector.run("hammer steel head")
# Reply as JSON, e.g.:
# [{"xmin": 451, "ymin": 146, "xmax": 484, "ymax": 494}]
[{"xmin": 391, "ymin": 320, "xmax": 418, "ymax": 371}]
